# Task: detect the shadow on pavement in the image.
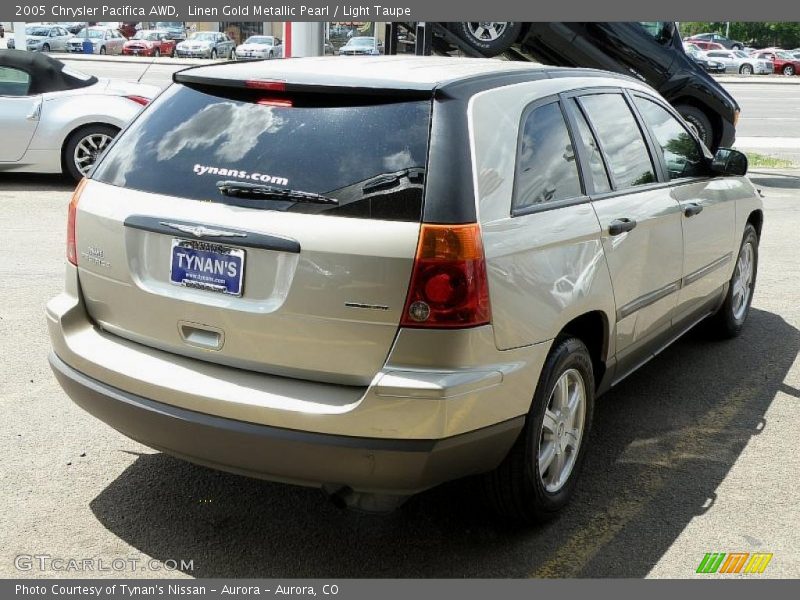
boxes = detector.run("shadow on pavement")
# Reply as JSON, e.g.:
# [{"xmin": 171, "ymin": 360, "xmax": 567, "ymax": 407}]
[
  {"xmin": 0, "ymin": 173, "xmax": 75, "ymax": 192},
  {"xmin": 88, "ymin": 308, "xmax": 798, "ymax": 578},
  {"xmin": 749, "ymin": 170, "xmax": 800, "ymax": 190}
]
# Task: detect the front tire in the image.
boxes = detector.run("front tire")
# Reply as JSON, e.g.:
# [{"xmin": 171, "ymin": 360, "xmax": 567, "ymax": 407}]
[
  {"xmin": 483, "ymin": 337, "xmax": 595, "ymax": 523},
  {"xmin": 210, "ymin": 48, "xmax": 217, "ymax": 59},
  {"xmin": 739, "ymin": 64, "xmax": 753, "ymax": 75},
  {"xmin": 451, "ymin": 22, "xmax": 523, "ymax": 57},
  {"xmin": 63, "ymin": 124, "xmax": 118, "ymax": 181},
  {"xmin": 99, "ymin": 46, "xmax": 106, "ymax": 55},
  {"xmin": 154, "ymin": 48, "xmax": 160, "ymax": 57},
  {"xmin": 676, "ymin": 104, "xmax": 714, "ymax": 148},
  {"xmin": 707, "ymin": 224, "xmax": 759, "ymax": 338},
  {"xmin": 42, "ymin": 43, "xmax": 50, "ymax": 52}
]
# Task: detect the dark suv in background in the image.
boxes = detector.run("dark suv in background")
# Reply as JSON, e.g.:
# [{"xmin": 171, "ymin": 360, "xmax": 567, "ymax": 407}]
[{"xmin": 444, "ymin": 22, "xmax": 740, "ymax": 150}]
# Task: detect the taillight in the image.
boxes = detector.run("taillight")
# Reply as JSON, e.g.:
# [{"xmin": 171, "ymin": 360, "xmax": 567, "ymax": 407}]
[
  {"xmin": 245, "ymin": 79, "xmax": 286, "ymax": 91},
  {"xmin": 125, "ymin": 95, "xmax": 150, "ymax": 106},
  {"xmin": 401, "ymin": 223, "xmax": 491, "ymax": 329},
  {"xmin": 66, "ymin": 178, "xmax": 87, "ymax": 266}
]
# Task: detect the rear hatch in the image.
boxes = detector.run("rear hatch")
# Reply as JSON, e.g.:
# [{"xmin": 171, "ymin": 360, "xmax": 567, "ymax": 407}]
[{"xmin": 79, "ymin": 79, "xmax": 432, "ymax": 386}]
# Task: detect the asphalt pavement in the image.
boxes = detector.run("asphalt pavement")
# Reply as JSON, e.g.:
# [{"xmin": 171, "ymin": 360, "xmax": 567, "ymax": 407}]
[{"xmin": 0, "ymin": 54, "xmax": 798, "ymax": 580}]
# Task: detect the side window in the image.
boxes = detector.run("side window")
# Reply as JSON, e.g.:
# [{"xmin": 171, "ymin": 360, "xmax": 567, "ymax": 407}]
[
  {"xmin": 513, "ymin": 101, "xmax": 582, "ymax": 211},
  {"xmin": 0, "ymin": 67, "xmax": 32, "ymax": 96},
  {"xmin": 579, "ymin": 94, "xmax": 656, "ymax": 189},
  {"xmin": 569, "ymin": 100, "xmax": 612, "ymax": 194},
  {"xmin": 633, "ymin": 96, "xmax": 706, "ymax": 180}
]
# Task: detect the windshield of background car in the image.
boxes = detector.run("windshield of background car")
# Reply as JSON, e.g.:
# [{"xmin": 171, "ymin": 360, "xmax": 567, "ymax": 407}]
[
  {"xmin": 26, "ymin": 27, "xmax": 50, "ymax": 36},
  {"xmin": 189, "ymin": 33, "xmax": 216, "ymax": 41},
  {"xmin": 349, "ymin": 38, "xmax": 374, "ymax": 46},
  {"xmin": 92, "ymin": 84, "xmax": 432, "ymax": 222},
  {"xmin": 76, "ymin": 29, "xmax": 103, "ymax": 39},
  {"xmin": 246, "ymin": 37, "xmax": 272, "ymax": 44},
  {"xmin": 157, "ymin": 22, "xmax": 182, "ymax": 29}
]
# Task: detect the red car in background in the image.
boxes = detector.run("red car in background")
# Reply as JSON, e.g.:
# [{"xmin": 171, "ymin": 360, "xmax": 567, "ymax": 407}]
[
  {"xmin": 751, "ymin": 50, "xmax": 800, "ymax": 75},
  {"xmin": 122, "ymin": 30, "xmax": 176, "ymax": 57},
  {"xmin": 687, "ymin": 40, "xmax": 726, "ymax": 51}
]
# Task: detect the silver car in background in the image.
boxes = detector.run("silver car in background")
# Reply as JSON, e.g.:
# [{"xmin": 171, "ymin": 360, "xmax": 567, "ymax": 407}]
[
  {"xmin": 66, "ymin": 27, "xmax": 126, "ymax": 55},
  {"xmin": 704, "ymin": 49, "xmax": 773, "ymax": 74},
  {"xmin": 176, "ymin": 31, "xmax": 235, "ymax": 59},
  {"xmin": 0, "ymin": 50, "xmax": 159, "ymax": 180},
  {"xmin": 234, "ymin": 35, "xmax": 282, "ymax": 60},
  {"xmin": 6, "ymin": 24, "xmax": 72, "ymax": 52},
  {"xmin": 48, "ymin": 57, "xmax": 762, "ymax": 522}
]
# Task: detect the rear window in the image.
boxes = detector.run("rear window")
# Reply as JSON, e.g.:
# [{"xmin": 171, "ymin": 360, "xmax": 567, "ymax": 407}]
[{"xmin": 93, "ymin": 84, "xmax": 432, "ymax": 221}]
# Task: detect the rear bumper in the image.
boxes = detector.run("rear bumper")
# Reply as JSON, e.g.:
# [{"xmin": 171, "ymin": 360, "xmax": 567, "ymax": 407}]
[{"xmin": 49, "ymin": 352, "xmax": 522, "ymax": 494}]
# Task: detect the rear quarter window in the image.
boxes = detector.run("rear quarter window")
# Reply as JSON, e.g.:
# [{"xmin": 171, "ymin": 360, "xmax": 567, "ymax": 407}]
[{"xmin": 93, "ymin": 84, "xmax": 432, "ymax": 222}]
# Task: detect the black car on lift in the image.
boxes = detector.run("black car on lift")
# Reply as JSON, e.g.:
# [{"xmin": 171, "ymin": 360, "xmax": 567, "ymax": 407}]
[{"xmin": 443, "ymin": 22, "xmax": 739, "ymax": 150}]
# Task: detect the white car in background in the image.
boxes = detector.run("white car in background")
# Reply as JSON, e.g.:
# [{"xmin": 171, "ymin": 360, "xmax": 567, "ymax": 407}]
[
  {"xmin": 66, "ymin": 27, "xmax": 126, "ymax": 55},
  {"xmin": 234, "ymin": 35, "xmax": 282, "ymax": 60},
  {"xmin": 0, "ymin": 51, "xmax": 159, "ymax": 180},
  {"xmin": 704, "ymin": 49, "xmax": 773, "ymax": 74}
]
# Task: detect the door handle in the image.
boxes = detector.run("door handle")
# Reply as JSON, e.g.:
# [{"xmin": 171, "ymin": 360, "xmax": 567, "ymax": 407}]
[
  {"xmin": 684, "ymin": 203, "xmax": 704, "ymax": 217},
  {"xmin": 608, "ymin": 218, "xmax": 637, "ymax": 236}
]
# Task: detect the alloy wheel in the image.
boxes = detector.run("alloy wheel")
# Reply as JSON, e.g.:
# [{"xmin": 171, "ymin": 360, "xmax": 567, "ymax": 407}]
[
  {"xmin": 466, "ymin": 22, "xmax": 509, "ymax": 42},
  {"xmin": 731, "ymin": 241, "xmax": 755, "ymax": 322},
  {"xmin": 73, "ymin": 132, "xmax": 113, "ymax": 176},
  {"xmin": 538, "ymin": 368, "xmax": 587, "ymax": 493}
]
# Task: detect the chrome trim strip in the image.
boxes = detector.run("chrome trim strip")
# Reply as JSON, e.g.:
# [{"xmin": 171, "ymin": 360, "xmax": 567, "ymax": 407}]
[
  {"xmin": 682, "ymin": 252, "xmax": 733, "ymax": 287},
  {"xmin": 617, "ymin": 280, "xmax": 681, "ymax": 321},
  {"xmin": 616, "ymin": 253, "xmax": 733, "ymax": 321}
]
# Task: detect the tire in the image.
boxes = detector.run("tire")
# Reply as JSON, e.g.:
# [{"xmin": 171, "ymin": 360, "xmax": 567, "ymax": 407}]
[
  {"xmin": 676, "ymin": 105, "xmax": 714, "ymax": 148},
  {"xmin": 739, "ymin": 64, "xmax": 753, "ymax": 75},
  {"xmin": 451, "ymin": 22, "xmax": 523, "ymax": 57},
  {"xmin": 483, "ymin": 336, "xmax": 595, "ymax": 523},
  {"xmin": 99, "ymin": 46, "xmax": 106, "ymax": 55},
  {"xmin": 170, "ymin": 48, "xmax": 176, "ymax": 58},
  {"xmin": 154, "ymin": 48, "xmax": 160, "ymax": 57},
  {"xmin": 268, "ymin": 51, "xmax": 274, "ymax": 60},
  {"xmin": 210, "ymin": 49, "xmax": 217, "ymax": 59},
  {"xmin": 732, "ymin": 43, "xmax": 743, "ymax": 50},
  {"xmin": 63, "ymin": 124, "xmax": 119, "ymax": 182},
  {"xmin": 783, "ymin": 64, "xmax": 795, "ymax": 76},
  {"xmin": 42, "ymin": 43, "xmax": 50, "ymax": 52},
  {"xmin": 706, "ymin": 224, "xmax": 759, "ymax": 338}
]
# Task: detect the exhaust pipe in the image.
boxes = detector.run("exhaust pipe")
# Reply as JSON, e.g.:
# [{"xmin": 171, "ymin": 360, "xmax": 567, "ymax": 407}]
[{"xmin": 322, "ymin": 484, "xmax": 408, "ymax": 514}]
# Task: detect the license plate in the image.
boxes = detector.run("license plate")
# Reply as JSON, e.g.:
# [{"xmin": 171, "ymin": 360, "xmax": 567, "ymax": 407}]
[{"xmin": 169, "ymin": 239, "xmax": 245, "ymax": 296}]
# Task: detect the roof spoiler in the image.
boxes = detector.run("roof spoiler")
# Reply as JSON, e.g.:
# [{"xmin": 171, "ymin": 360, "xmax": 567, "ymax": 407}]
[{"xmin": 173, "ymin": 69, "xmax": 435, "ymax": 100}]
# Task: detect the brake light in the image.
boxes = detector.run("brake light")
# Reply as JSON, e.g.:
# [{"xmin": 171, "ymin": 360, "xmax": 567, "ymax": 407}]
[
  {"xmin": 245, "ymin": 79, "xmax": 286, "ymax": 91},
  {"xmin": 257, "ymin": 97, "xmax": 293, "ymax": 107},
  {"xmin": 401, "ymin": 223, "xmax": 491, "ymax": 329},
  {"xmin": 125, "ymin": 95, "xmax": 150, "ymax": 106},
  {"xmin": 66, "ymin": 178, "xmax": 88, "ymax": 266}
]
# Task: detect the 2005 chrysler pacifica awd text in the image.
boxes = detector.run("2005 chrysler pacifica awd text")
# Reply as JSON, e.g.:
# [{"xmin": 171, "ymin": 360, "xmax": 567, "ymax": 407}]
[{"xmin": 47, "ymin": 57, "xmax": 762, "ymax": 522}]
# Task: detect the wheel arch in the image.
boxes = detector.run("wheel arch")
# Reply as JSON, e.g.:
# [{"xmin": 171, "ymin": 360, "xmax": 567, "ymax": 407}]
[
  {"xmin": 558, "ymin": 310, "xmax": 611, "ymax": 389},
  {"xmin": 747, "ymin": 208, "xmax": 764, "ymax": 239}
]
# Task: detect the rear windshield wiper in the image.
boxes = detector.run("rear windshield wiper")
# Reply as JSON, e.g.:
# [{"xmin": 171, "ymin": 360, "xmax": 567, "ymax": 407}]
[
  {"xmin": 216, "ymin": 181, "xmax": 339, "ymax": 205},
  {"xmin": 361, "ymin": 167, "xmax": 425, "ymax": 194}
]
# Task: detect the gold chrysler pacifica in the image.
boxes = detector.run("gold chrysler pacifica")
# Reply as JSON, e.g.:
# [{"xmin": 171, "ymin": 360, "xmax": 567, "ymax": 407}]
[{"xmin": 47, "ymin": 56, "xmax": 762, "ymax": 522}]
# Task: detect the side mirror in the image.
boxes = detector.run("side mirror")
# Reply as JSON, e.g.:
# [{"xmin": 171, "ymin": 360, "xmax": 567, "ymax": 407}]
[{"xmin": 710, "ymin": 148, "xmax": 748, "ymax": 176}]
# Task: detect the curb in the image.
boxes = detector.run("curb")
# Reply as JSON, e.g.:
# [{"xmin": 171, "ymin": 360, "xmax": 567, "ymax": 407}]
[{"xmin": 714, "ymin": 76, "xmax": 800, "ymax": 84}]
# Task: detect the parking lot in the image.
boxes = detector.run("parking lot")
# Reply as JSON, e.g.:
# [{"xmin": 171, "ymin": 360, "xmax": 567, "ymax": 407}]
[{"xmin": 0, "ymin": 57, "xmax": 799, "ymax": 579}]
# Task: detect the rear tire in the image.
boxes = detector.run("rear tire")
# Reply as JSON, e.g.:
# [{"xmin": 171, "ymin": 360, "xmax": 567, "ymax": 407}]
[
  {"xmin": 210, "ymin": 49, "xmax": 218, "ymax": 59},
  {"xmin": 783, "ymin": 64, "xmax": 795, "ymax": 76},
  {"xmin": 451, "ymin": 22, "xmax": 523, "ymax": 57},
  {"xmin": 154, "ymin": 48, "xmax": 160, "ymax": 57},
  {"xmin": 706, "ymin": 224, "xmax": 759, "ymax": 338},
  {"xmin": 676, "ymin": 104, "xmax": 714, "ymax": 148},
  {"xmin": 63, "ymin": 124, "xmax": 119, "ymax": 182},
  {"xmin": 483, "ymin": 336, "xmax": 595, "ymax": 523}
]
